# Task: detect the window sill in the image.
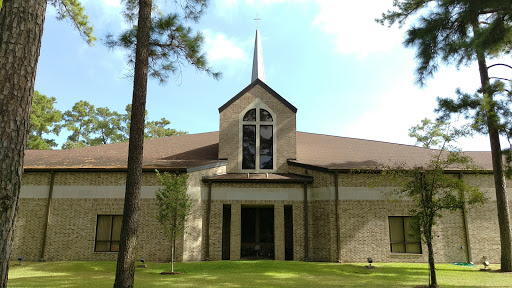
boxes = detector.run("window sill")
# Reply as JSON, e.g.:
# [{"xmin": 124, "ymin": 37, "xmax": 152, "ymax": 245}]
[{"xmin": 389, "ymin": 253, "xmax": 423, "ymax": 257}]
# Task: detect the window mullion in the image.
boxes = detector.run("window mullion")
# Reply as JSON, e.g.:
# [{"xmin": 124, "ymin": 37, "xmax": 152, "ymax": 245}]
[
  {"xmin": 256, "ymin": 108, "xmax": 260, "ymax": 171},
  {"xmin": 256, "ymin": 123, "xmax": 260, "ymax": 171}
]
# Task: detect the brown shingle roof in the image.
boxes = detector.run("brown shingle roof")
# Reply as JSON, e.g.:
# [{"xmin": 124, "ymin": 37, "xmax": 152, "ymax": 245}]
[
  {"xmin": 292, "ymin": 132, "xmax": 493, "ymax": 171},
  {"xmin": 24, "ymin": 131, "xmax": 493, "ymax": 171},
  {"xmin": 24, "ymin": 132, "xmax": 220, "ymax": 171}
]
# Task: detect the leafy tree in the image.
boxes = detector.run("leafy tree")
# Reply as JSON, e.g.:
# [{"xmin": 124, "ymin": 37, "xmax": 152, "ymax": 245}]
[
  {"xmin": 110, "ymin": 1, "xmax": 219, "ymax": 286},
  {"xmin": 379, "ymin": 119, "xmax": 484, "ymax": 288},
  {"xmin": 58, "ymin": 101, "xmax": 186, "ymax": 149},
  {"xmin": 61, "ymin": 100, "xmax": 97, "ymax": 149},
  {"xmin": 123, "ymin": 104, "xmax": 187, "ymax": 139},
  {"xmin": 0, "ymin": 1, "xmax": 94, "ymax": 285},
  {"xmin": 90, "ymin": 107, "xmax": 126, "ymax": 145},
  {"xmin": 155, "ymin": 171, "xmax": 191, "ymax": 273},
  {"xmin": 145, "ymin": 118, "xmax": 187, "ymax": 138},
  {"xmin": 121, "ymin": 104, "xmax": 138, "ymax": 139},
  {"xmin": 379, "ymin": 0, "xmax": 512, "ymax": 272},
  {"xmin": 27, "ymin": 91, "xmax": 62, "ymax": 150}
]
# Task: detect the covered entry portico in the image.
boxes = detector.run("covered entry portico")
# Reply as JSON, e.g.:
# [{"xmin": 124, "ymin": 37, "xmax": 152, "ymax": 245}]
[
  {"xmin": 202, "ymin": 173, "xmax": 313, "ymax": 261},
  {"xmin": 241, "ymin": 206, "xmax": 274, "ymax": 259}
]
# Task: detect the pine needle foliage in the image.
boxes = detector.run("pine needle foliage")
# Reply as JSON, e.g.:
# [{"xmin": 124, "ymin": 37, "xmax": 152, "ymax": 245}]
[
  {"xmin": 28, "ymin": 91, "xmax": 62, "ymax": 150},
  {"xmin": 49, "ymin": 0, "xmax": 96, "ymax": 44},
  {"xmin": 105, "ymin": 0, "xmax": 220, "ymax": 84},
  {"xmin": 378, "ymin": 0, "xmax": 512, "ymax": 87},
  {"xmin": 378, "ymin": 0, "xmax": 512, "ymax": 272}
]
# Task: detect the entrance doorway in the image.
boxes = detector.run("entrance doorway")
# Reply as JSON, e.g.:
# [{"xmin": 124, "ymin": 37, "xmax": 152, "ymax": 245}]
[{"xmin": 241, "ymin": 206, "xmax": 274, "ymax": 259}]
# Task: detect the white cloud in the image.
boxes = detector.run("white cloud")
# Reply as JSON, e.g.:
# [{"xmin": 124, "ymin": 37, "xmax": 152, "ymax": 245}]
[
  {"xmin": 203, "ymin": 30, "xmax": 248, "ymax": 63},
  {"xmin": 312, "ymin": 0, "xmax": 404, "ymax": 58},
  {"xmin": 340, "ymin": 63, "xmax": 498, "ymax": 151}
]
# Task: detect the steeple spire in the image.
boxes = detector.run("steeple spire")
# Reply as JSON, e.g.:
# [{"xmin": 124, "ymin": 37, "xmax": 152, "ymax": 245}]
[{"xmin": 251, "ymin": 28, "xmax": 265, "ymax": 83}]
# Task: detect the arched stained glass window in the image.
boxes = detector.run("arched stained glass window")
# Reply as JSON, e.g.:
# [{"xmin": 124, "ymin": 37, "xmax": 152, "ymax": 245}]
[
  {"xmin": 260, "ymin": 109, "xmax": 273, "ymax": 122},
  {"xmin": 243, "ymin": 109, "xmax": 256, "ymax": 121},
  {"xmin": 242, "ymin": 107, "xmax": 274, "ymax": 170}
]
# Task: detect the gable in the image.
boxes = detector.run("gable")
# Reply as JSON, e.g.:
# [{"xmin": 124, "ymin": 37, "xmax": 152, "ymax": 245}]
[
  {"xmin": 218, "ymin": 80, "xmax": 297, "ymax": 173},
  {"xmin": 219, "ymin": 79, "xmax": 297, "ymax": 113}
]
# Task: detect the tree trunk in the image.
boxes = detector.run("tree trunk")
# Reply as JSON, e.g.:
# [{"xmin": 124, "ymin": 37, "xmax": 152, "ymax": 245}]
[
  {"xmin": 171, "ymin": 239, "xmax": 175, "ymax": 273},
  {"xmin": 0, "ymin": 1, "xmax": 47, "ymax": 287},
  {"xmin": 113, "ymin": 0, "xmax": 152, "ymax": 287},
  {"xmin": 473, "ymin": 23, "xmax": 512, "ymax": 272},
  {"xmin": 425, "ymin": 229, "xmax": 438, "ymax": 287}
]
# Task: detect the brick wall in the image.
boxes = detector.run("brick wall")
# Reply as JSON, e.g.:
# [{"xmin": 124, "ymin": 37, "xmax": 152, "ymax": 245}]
[
  {"xmin": 219, "ymin": 84, "xmax": 296, "ymax": 173},
  {"xmin": 463, "ymin": 174, "xmax": 512, "ymax": 264},
  {"xmin": 15, "ymin": 167, "xmax": 512, "ymax": 264},
  {"xmin": 11, "ymin": 198, "xmax": 47, "ymax": 261},
  {"xmin": 12, "ymin": 170, "xmax": 219, "ymax": 262}
]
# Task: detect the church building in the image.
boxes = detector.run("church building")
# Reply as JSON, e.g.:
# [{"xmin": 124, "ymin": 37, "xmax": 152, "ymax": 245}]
[{"xmin": 12, "ymin": 30, "xmax": 510, "ymax": 264}]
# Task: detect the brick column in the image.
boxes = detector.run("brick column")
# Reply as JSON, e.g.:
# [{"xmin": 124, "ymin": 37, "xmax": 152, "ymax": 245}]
[
  {"xmin": 293, "ymin": 203, "xmax": 305, "ymax": 261},
  {"xmin": 274, "ymin": 204, "xmax": 285, "ymax": 260},
  {"xmin": 230, "ymin": 203, "xmax": 241, "ymax": 260},
  {"xmin": 209, "ymin": 203, "xmax": 222, "ymax": 261}
]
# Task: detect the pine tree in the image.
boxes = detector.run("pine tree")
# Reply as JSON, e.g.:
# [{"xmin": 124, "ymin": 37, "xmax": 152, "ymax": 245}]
[
  {"xmin": 61, "ymin": 100, "xmax": 97, "ymax": 149},
  {"xmin": 0, "ymin": 1, "xmax": 94, "ymax": 286},
  {"xmin": 379, "ymin": 0, "xmax": 512, "ymax": 272},
  {"xmin": 27, "ymin": 91, "xmax": 62, "ymax": 150},
  {"xmin": 111, "ymin": 1, "xmax": 218, "ymax": 286}
]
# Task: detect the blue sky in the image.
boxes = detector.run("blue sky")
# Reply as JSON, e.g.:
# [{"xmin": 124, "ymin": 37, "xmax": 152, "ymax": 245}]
[{"xmin": 35, "ymin": 0, "xmax": 511, "ymax": 151}]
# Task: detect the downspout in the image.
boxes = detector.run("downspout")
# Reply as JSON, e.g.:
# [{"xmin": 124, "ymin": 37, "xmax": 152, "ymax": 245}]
[
  {"xmin": 334, "ymin": 171, "xmax": 340, "ymax": 263},
  {"xmin": 459, "ymin": 173, "xmax": 472, "ymax": 263},
  {"xmin": 205, "ymin": 181, "xmax": 212, "ymax": 260},
  {"xmin": 303, "ymin": 183, "xmax": 309, "ymax": 261},
  {"xmin": 40, "ymin": 171, "xmax": 56, "ymax": 261}
]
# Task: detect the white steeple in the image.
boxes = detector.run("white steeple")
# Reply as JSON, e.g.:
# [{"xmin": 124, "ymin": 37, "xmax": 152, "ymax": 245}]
[{"xmin": 251, "ymin": 29, "xmax": 265, "ymax": 83}]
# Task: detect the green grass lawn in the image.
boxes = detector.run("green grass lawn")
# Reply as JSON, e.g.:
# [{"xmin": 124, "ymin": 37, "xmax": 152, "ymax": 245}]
[{"xmin": 7, "ymin": 261, "xmax": 511, "ymax": 287}]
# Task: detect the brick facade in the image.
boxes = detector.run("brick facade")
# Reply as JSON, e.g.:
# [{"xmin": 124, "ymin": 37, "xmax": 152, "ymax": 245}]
[
  {"xmin": 219, "ymin": 84, "xmax": 296, "ymax": 173},
  {"xmin": 13, "ymin": 165, "xmax": 512, "ymax": 264},
  {"xmin": 13, "ymin": 82, "xmax": 512, "ymax": 265}
]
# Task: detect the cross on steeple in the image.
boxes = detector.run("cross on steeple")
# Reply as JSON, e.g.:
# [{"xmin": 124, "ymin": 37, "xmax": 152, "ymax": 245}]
[{"xmin": 254, "ymin": 17, "xmax": 261, "ymax": 29}]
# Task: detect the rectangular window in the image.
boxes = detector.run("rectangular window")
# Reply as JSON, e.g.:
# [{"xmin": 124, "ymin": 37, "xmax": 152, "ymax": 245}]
[
  {"xmin": 222, "ymin": 204, "xmax": 231, "ymax": 260},
  {"xmin": 95, "ymin": 215, "xmax": 123, "ymax": 252},
  {"xmin": 388, "ymin": 216, "xmax": 421, "ymax": 254},
  {"xmin": 242, "ymin": 125, "xmax": 256, "ymax": 169},
  {"xmin": 284, "ymin": 205, "xmax": 294, "ymax": 260},
  {"xmin": 259, "ymin": 125, "xmax": 273, "ymax": 169}
]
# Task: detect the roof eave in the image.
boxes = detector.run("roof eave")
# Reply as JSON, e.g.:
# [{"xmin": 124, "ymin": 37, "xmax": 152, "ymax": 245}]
[
  {"xmin": 23, "ymin": 167, "xmax": 188, "ymax": 173},
  {"xmin": 287, "ymin": 160, "xmax": 493, "ymax": 174}
]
